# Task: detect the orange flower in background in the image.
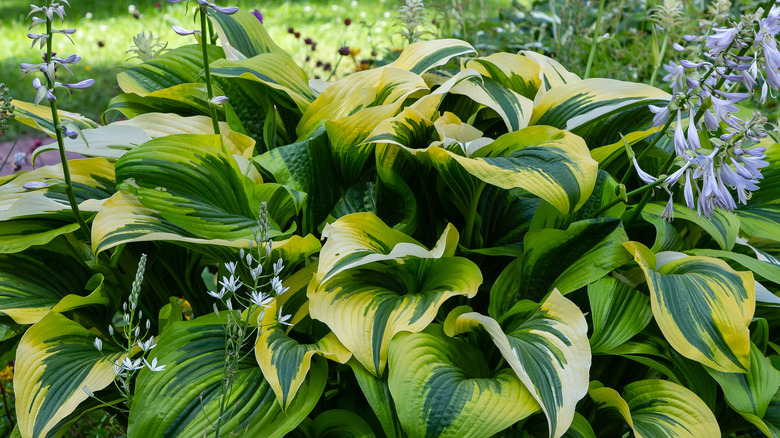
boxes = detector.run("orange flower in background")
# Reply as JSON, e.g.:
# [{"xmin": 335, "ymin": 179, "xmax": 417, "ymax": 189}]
[
  {"xmin": 350, "ymin": 47, "xmax": 361, "ymax": 57},
  {"xmin": 0, "ymin": 364, "xmax": 13, "ymax": 383}
]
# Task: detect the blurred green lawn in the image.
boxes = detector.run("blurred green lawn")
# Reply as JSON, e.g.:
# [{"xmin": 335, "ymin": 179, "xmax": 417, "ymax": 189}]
[{"xmin": 1, "ymin": 0, "xmax": 508, "ymax": 125}]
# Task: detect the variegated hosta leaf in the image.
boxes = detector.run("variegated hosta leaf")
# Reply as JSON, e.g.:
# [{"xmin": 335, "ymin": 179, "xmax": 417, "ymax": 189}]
[
  {"xmin": 643, "ymin": 201, "xmax": 740, "ymax": 251},
  {"xmin": 706, "ymin": 342, "xmax": 780, "ymax": 434},
  {"xmin": 15, "ymin": 312, "xmax": 122, "ymax": 438},
  {"xmin": 448, "ymin": 76, "xmax": 534, "ymax": 132},
  {"xmin": 587, "ymin": 277, "xmax": 652, "ymax": 354},
  {"xmin": 32, "ymin": 113, "xmax": 256, "ymax": 161},
  {"xmin": 589, "ymin": 380, "xmax": 720, "ymax": 438},
  {"xmin": 0, "ymin": 219, "xmax": 80, "ymax": 254},
  {"xmin": 117, "ymin": 44, "xmax": 224, "ymax": 95},
  {"xmin": 0, "ymin": 247, "xmax": 109, "ymax": 325},
  {"xmin": 388, "ymin": 39, "xmax": 476, "ymax": 75},
  {"xmin": 113, "ymin": 134, "xmax": 279, "ymax": 241},
  {"xmin": 688, "ymin": 248, "xmax": 780, "ymax": 288},
  {"xmin": 209, "ymin": 53, "xmax": 316, "ymax": 112},
  {"xmin": 363, "ymin": 106, "xmax": 441, "ymax": 153},
  {"xmin": 297, "ymin": 67, "xmax": 428, "ymax": 138},
  {"xmin": 11, "ymin": 100, "xmax": 99, "ymax": 136},
  {"xmin": 444, "ymin": 290, "xmax": 591, "ymax": 438},
  {"xmin": 519, "ymin": 218, "xmax": 630, "ymax": 301},
  {"xmin": 530, "ymin": 79, "xmax": 670, "ymax": 146},
  {"xmin": 518, "ymin": 51, "xmax": 580, "ymax": 101},
  {"xmin": 426, "ymin": 126, "xmax": 597, "ymax": 215},
  {"xmin": 641, "ymin": 211, "xmax": 685, "ymax": 253},
  {"xmin": 465, "ymin": 53, "xmax": 542, "ymax": 100},
  {"xmin": 624, "ymin": 241, "xmax": 755, "ymax": 372},
  {"xmin": 388, "ymin": 327, "xmax": 540, "ymax": 438},
  {"xmin": 0, "ymin": 158, "xmax": 115, "ymax": 221},
  {"xmin": 325, "ymin": 103, "xmax": 405, "ymax": 187},
  {"xmin": 310, "ymin": 253, "xmax": 481, "ymax": 376},
  {"xmin": 255, "ymin": 298, "xmax": 351, "ymax": 409},
  {"xmin": 315, "ymin": 212, "xmax": 459, "ymax": 285},
  {"xmin": 209, "ymin": 9, "xmax": 287, "ymax": 60},
  {"xmin": 92, "ymin": 191, "xmax": 318, "ymax": 259},
  {"xmin": 129, "ymin": 314, "xmax": 326, "ymax": 437},
  {"xmin": 106, "ymin": 83, "xmax": 219, "ymax": 121}
]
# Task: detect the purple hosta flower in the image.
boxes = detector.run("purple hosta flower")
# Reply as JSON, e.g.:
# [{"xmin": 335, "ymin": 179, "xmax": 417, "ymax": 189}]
[
  {"xmin": 649, "ymin": 104, "xmax": 670, "ymax": 128},
  {"xmin": 706, "ymin": 25, "xmax": 740, "ymax": 53},
  {"xmin": 764, "ymin": 44, "xmax": 780, "ymax": 89},
  {"xmin": 719, "ymin": 159, "xmax": 759, "ymax": 204},
  {"xmin": 251, "ymin": 8, "xmax": 262, "ymax": 23},
  {"xmin": 62, "ymin": 124, "xmax": 78, "ymax": 139},
  {"xmin": 28, "ymin": 32, "xmax": 49, "ymax": 49},
  {"xmin": 209, "ymin": 95, "xmax": 228, "ymax": 105},
  {"xmin": 662, "ymin": 61, "xmax": 686, "ymax": 93},
  {"xmin": 32, "ymin": 77, "xmax": 55, "ymax": 105},
  {"xmin": 683, "ymin": 170, "xmax": 695, "ymax": 209},
  {"xmin": 661, "ymin": 191, "xmax": 675, "ymax": 222},
  {"xmin": 51, "ymin": 28, "xmax": 76, "ymax": 44}
]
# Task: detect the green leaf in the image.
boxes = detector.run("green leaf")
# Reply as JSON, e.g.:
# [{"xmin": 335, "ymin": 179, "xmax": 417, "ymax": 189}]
[
  {"xmin": 388, "ymin": 326, "xmax": 540, "ymax": 438},
  {"xmin": 624, "ymin": 241, "xmax": 755, "ymax": 372},
  {"xmin": 448, "ymin": 76, "xmax": 534, "ymax": 132},
  {"xmin": 129, "ymin": 313, "xmax": 326, "ymax": 437},
  {"xmin": 106, "ymin": 83, "xmax": 218, "ymax": 121},
  {"xmin": 0, "ymin": 246, "xmax": 110, "ymax": 325},
  {"xmin": 643, "ymin": 201, "xmax": 740, "ymax": 250},
  {"xmin": 117, "ymin": 44, "xmax": 224, "ymax": 95},
  {"xmin": 350, "ymin": 360, "xmax": 405, "ymax": 438},
  {"xmin": 15, "ymin": 312, "xmax": 122, "ymax": 438},
  {"xmin": 707, "ymin": 342, "xmax": 780, "ymax": 421},
  {"xmin": 254, "ymin": 129, "xmax": 341, "ymax": 234},
  {"xmin": 445, "ymin": 290, "xmax": 591, "ymax": 438},
  {"xmin": 311, "ymin": 410, "xmax": 377, "ymax": 438},
  {"xmin": 11, "ymin": 100, "xmax": 99, "ymax": 136},
  {"xmin": 588, "ymin": 277, "xmax": 653, "ymax": 354},
  {"xmin": 209, "ymin": 9, "xmax": 287, "ymax": 59},
  {"xmin": 519, "ymin": 218, "xmax": 630, "ymax": 301},
  {"xmin": 589, "ymin": 380, "xmax": 720, "ymax": 438},
  {"xmin": 0, "ymin": 219, "xmax": 80, "ymax": 254}
]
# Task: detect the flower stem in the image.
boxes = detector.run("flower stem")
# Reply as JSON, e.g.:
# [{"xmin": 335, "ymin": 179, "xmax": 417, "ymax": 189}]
[
  {"xmin": 588, "ymin": 177, "xmax": 667, "ymax": 219},
  {"xmin": 584, "ymin": 0, "xmax": 606, "ymax": 79},
  {"xmin": 623, "ymin": 152, "xmax": 676, "ymax": 227},
  {"xmin": 45, "ymin": 18, "xmax": 91, "ymax": 241},
  {"xmin": 200, "ymin": 9, "xmax": 221, "ymax": 135},
  {"xmin": 649, "ymin": 30, "xmax": 670, "ymax": 87}
]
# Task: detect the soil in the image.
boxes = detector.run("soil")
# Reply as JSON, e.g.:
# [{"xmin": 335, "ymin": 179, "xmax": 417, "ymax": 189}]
[{"xmin": 0, "ymin": 134, "xmax": 84, "ymax": 178}]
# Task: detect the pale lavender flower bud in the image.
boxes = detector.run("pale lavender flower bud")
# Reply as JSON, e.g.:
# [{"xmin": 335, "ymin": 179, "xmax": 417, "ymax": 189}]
[
  {"xmin": 683, "ymin": 171, "xmax": 695, "ymax": 209},
  {"xmin": 682, "ymin": 34, "xmax": 699, "ymax": 42},
  {"xmin": 664, "ymin": 160, "xmax": 692, "ymax": 185},
  {"xmin": 703, "ymin": 109, "xmax": 719, "ymax": 130},
  {"xmin": 63, "ymin": 79, "xmax": 95, "ymax": 89},
  {"xmin": 108, "ymin": 325, "xmax": 114, "ymax": 336},
  {"xmin": 82, "ymin": 386, "xmax": 94, "ymax": 397},
  {"xmin": 672, "ymin": 42, "xmax": 685, "ymax": 51},
  {"xmin": 686, "ymin": 109, "xmax": 700, "ymax": 150},
  {"xmin": 713, "ymin": 90, "xmax": 750, "ymax": 102},
  {"xmin": 23, "ymin": 181, "xmax": 50, "ymax": 190},
  {"xmin": 29, "ymin": 16, "xmax": 46, "ymax": 30},
  {"xmin": 632, "ymin": 157, "xmax": 657, "ymax": 184},
  {"xmin": 661, "ymin": 195, "xmax": 675, "ymax": 222},
  {"xmin": 212, "ymin": 5, "xmax": 239, "ymax": 14},
  {"xmin": 209, "ymin": 95, "xmax": 229, "ymax": 105},
  {"xmin": 28, "ymin": 33, "xmax": 48, "ymax": 49},
  {"xmin": 62, "ymin": 125, "xmax": 78, "ymax": 139},
  {"xmin": 172, "ymin": 25, "xmax": 201, "ymax": 36},
  {"xmin": 673, "ymin": 110, "xmax": 687, "ymax": 156},
  {"xmin": 663, "ymin": 61, "xmax": 686, "ymax": 93},
  {"xmin": 764, "ymin": 45, "xmax": 780, "ymax": 89},
  {"xmin": 648, "ymin": 104, "xmax": 670, "ymax": 128},
  {"xmin": 680, "ymin": 60, "xmax": 708, "ymax": 68},
  {"xmin": 685, "ymin": 77, "xmax": 700, "ymax": 89}
]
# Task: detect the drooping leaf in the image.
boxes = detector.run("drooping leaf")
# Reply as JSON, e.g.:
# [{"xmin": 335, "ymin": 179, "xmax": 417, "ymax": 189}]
[
  {"xmin": 624, "ymin": 241, "xmax": 755, "ymax": 372},
  {"xmin": 388, "ymin": 39, "xmax": 476, "ymax": 75},
  {"xmin": 465, "ymin": 53, "xmax": 542, "ymax": 100},
  {"xmin": 128, "ymin": 314, "xmax": 326, "ymax": 437},
  {"xmin": 15, "ymin": 312, "xmax": 122, "ymax": 438},
  {"xmin": 589, "ymin": 380, "xmax": 720, "ymax": 438},
  {"xmin": 255, "ymin": 298, "xmax": 351, "ymax": 409},
  {"xmin": 11, "ymin": 100, "xmax": 99, "ymax": 136},
  {"xmin": 388, "ymin": 326, "xmax": 540, "ymax": 438},
  {"xmin": 445, "ymin": 290, "xmax": 591, "ymax": 438},
  {"xmin": 209, "ymin": 9, "xmax": 287, "ymax": 59},
  {"xmin": 116, "ymin": 44, "xmax": 224, "ymax": 95},
  {"xmin": 643, "ymin": 201, "xmax": 740, "ymax": 251}
]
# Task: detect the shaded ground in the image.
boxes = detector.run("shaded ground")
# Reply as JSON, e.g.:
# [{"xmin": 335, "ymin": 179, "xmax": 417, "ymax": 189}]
[{"xmin": 0, "ymin": 135, "xmax": 84, "ymax": 177}]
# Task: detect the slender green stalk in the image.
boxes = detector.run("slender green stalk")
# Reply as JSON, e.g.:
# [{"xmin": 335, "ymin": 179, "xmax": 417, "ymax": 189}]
[
  {"xmin": 649, "ymin": 30, "xmax": 670, "ymax": 86},
  {"xmin": 45, "ymin": 18, "xmax": 91, "ymax": 241},
  {"xmin": 0, "ymin": 126, "xmax": 19, "ymax": 173},
  {"xmin": 200, "ymin": 8, "xmax": 221, "ymax": 135},
  {"xmin": 623, "ymin": 152, "xmax": 676, "ymax": 227},
  {"xmin": 588, "ymin": 177, "xmax": 667, "ymax": 219},
  {"xmin": 584, "ymin": 0, "xmax": 606, "ymax": 79}
]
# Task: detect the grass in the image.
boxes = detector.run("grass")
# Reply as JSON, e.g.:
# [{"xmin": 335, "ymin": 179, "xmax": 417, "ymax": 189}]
[{"xmin": 0, "ymin": 0, "xmax": 509, "ymax": 126}]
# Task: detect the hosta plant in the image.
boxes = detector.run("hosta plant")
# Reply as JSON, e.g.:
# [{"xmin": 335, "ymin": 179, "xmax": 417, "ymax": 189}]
[{"xmin": 3, "ymin": 2, "xmax": 780, "ymax": 437}]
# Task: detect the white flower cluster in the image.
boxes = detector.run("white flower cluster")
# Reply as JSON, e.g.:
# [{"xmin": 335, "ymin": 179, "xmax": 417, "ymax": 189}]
[{"xmin": 636, "ymin": 3, "xmax": 777, "ymax": 220}]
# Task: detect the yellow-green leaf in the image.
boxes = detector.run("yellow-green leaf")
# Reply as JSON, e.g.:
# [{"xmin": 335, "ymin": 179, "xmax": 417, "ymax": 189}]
[{"xmin": 624, "ymin": 241, "xmax": 755, "ymax": 372}]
